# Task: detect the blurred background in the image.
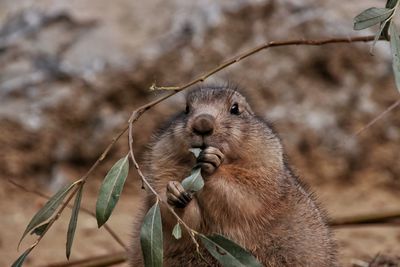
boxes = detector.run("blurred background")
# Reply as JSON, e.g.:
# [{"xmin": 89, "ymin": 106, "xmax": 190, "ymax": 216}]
[{"xmin": 1, "ymin": 0, "xmax": 400, "ymax": 266}]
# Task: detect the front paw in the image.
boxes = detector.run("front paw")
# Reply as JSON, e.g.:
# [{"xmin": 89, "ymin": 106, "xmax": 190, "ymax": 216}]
[
  {"xmin": 197, "ymin": 146, "xmax": 224, "ymax": 175},
  {"xmin": 167, "ymin": 181, "xmax": 192, "ymax": 209}
]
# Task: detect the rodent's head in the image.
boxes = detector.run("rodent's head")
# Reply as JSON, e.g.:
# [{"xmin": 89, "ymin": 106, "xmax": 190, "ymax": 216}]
[
  {"xmin": 160, "ymin": 86, "xmax": 281, "ymax": 163},
  {"xmin": 150, "ymin": 86, "xmax": 284, "ymax": 173},
  {"xmin": 184, "ymin": 87, "xmax": 253, "ymax": 151}
]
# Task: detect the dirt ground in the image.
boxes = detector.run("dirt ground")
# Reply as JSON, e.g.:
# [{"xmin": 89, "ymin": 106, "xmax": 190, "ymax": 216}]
[{"xmin": 2, "ymin": 0, "xmax": 400, "ymax": 266}]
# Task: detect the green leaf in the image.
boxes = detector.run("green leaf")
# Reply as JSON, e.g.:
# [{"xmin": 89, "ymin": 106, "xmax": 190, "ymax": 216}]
[
  {"xmin": 140, "ymin": 202, "xmax": 163, "ymax": 267},
  {"xmin": 96, "ymin": 155, "xmax": 129, "ymax": 227},
  {"xmin": 19, "ymin": 183, "xmax": 75, "ymax": 248},
  {"xmin": 182, "ymin": 148, "xmax": 204, "ymax": 193},
  {"xmin": 30, "ymin": 223, "xmax": 50, "ymax": 236},
  {"xmin": 181, "ymin": 168, "xmax": 204, "ymax": 193},
  {"xmin": 11, "ymin": 247, "xmax": 34, "ymax": 267},
  {"xmin": 386, "ymin": 0, "xmax": 399, "ymax": 9},
  {"xmin": 354, "ymin": 7, "xmax": 394, "ymax": 30},
  {"xmin": 189, "ymin": 148, "xmax": 202, "ymax": 158},
  {"xmin": 370, "ymin": 20, "xmax": 389, "ymax": 53},
  {"xmin": 66, "ymin": 185, "xmax": 83, "ymax": 259},
  {"xmin": 172, "ymin": 223, "xmax": 182, "ymax": 240},
  {"xmin": 390, "ymin": 23, "xmax": 400, "ymax": 93},
  {"xmin": 199, "ymin": 234, "xmax": 263, "ymax": 267}
]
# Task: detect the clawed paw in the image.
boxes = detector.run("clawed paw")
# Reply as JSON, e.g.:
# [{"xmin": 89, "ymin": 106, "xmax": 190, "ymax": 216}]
[
  {"xmin": 166, "ymin": 181, "xmax": 192, "ymax": 208},
  {"xmin": 196, "ymin": 146, "xmax": 224, "ymax": 175}
]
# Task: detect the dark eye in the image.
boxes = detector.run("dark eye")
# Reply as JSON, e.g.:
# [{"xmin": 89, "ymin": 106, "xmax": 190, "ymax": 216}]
[
  {"xmin": 185, "ymin": 105, "xmax": 190, "ymax": 114},
  {"xmin": 230, "ymin": 103, "xmax": 240, "ymax": 115}
]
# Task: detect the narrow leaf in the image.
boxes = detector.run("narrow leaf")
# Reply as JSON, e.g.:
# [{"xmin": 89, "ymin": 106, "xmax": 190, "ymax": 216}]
[
  {"xmin": 30, "ymin": 223, "xmax": 50, "ymax": 236},
  {"xmin": 19, "ymin": 183, "xmax": 75, "ymax": 248},
  {"xmin": 199, "ymin": 234, "xmax": 263, "ymax": 267},
  {"xmin": 382, "ymin": 0, "xmax": 399, "ymax": 40},
  {"xmin": 370, "ymin": 20, "xmax": 389, "ymax": 54},
  {"xmin": 181, "ymin": 168, "xmax": 204, "ymax": 193},
  {"xmin": 11, "ymin": 247, "xmax": 34, "ymax": 267},
  {"xmin": 66, "ymin": 185, "xmax": 83, "ymax": 259},
  {"xmin": 96, "ymin": 155, "xmax": 129, "ymax": 227},
  {"xmin": 354, "ymin": 7, "xmax": 393, "ymax": 30},
  {"xmin": 189, "ymin": 148, "xmax": 202, "ymax": 158},
  {"xmin": 182, "ymin": 148, "xmax": 204, "ymax": 193},
  {"xmin": 386, "ymin": 0, "xmax": 399, "ymax": 9},
  {"xmin": 390, "ymin": 23, "xmax": 400, "ymax": 92},
  {"xmin": 140, "ymin": 202, "xmax": 163, "ymax": 267},
  {"xmin": 172, "ymin": 223, "xmax": 182, "ymax": 240}
]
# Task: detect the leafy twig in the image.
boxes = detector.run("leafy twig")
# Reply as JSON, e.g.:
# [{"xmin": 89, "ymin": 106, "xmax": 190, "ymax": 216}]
[
  {"xmin": 8, "ymin": 179, "xmax": 127, "ymax": 250},
  {"xmin": 20, "ymin": 183, "xmax": 82, "ymax": 260},
  {"xmin": 43, "ymin": 251, "xmax": 127, "ymax": 267}
]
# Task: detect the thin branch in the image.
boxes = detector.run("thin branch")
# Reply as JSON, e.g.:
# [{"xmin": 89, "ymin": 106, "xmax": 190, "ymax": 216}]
[
  {"xmin": 149, "ymin": 82, "xmax": 179, "ymax": 91},
  {"xmin": 43, "ymin": 251, "xmax": 126, "ymax": 267},
  {"xmin": 330, "ymin": 210, "xmax": 400, "ymax": 228},
  {"xmin": 150, "ymin": 35, "xmax": 379, "ymax": 98},
  {"xmin": 353, "ymin": 99, "xmax": 400, "ymax": 137},
  {"xmin": 8, "ymin": 179, "xmax": 127, "ymax": 250}
]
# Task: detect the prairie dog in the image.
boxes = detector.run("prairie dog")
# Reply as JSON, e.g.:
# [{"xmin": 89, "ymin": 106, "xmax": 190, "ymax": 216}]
[{"xmin": 130, "ymin": 86, "xmax": 336, "ymax": 266}]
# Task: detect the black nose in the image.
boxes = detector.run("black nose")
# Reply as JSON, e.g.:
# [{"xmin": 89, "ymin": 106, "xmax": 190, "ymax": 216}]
[{"xmin": 192, "ymin": 114, "xmax": 215, "ymax": 136}]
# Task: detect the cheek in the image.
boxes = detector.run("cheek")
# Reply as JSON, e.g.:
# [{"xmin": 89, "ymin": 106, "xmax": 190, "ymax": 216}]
[
  {"xmin": 220, "ymin": 118, "xmax": 244, "ymax": 140},
  {"xmin": 231, "ymin": 125, "xmax": 244, "ymax": 140},
  {"xmin": 178, "ymin": 118, "xmax": 192, "ymax": 135},
  {"xmin": 171, "ymin": 123, "xmax": 190, "ymax": 145},
  {"xmin": 217, "ymin": 124, "xmax": 244, "ymax": 160}
]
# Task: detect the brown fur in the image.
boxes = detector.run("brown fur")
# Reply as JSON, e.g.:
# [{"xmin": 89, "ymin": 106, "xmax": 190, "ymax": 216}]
[{"xmin": 130, "ymin": 86, "xmax": 336, "ymax": 266}]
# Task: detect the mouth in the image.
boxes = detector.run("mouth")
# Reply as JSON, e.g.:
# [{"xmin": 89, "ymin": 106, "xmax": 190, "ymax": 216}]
[
  {"xmin": 190, "ymin": 137, "xmax": 221, "ymax": 151},
  {"xmin": 191, "ymin": 142, "xmax": 207, "ymax": 150},
  {"xmin": 190, "ymin": 139, "xmax": 228, "ymax": 161},
  {"xmin": 190, "ymin": 135, "xmax": 206, "ymax": 149}
]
